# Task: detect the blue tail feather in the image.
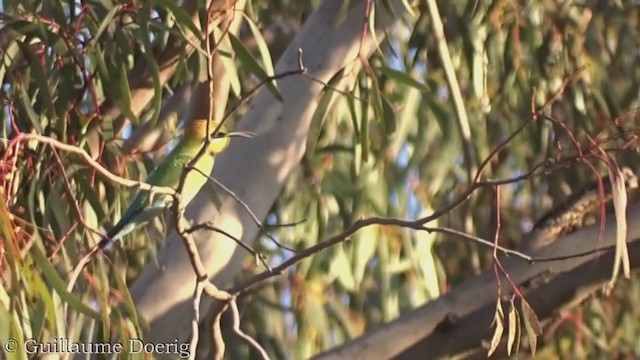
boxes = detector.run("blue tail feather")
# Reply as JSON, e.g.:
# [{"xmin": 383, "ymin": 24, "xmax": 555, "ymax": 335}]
[{"xmin": 99, "ymin": 207, "xmax": 145, "ymax": 249}]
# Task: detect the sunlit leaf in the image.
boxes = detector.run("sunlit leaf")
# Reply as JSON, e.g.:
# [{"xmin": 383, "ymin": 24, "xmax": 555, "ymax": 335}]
[
  {"xmin": 507, "ymin": 298, "xmax": 517, "ymax": 356},
  {"xmin": 112, "ymin": 273, "xmax": 143, "ymax": 336},
  {"xmin": 242, "ymin": 14, "xmax": 276, "ymax": 77},
  {"xmin": 329, "ymin": 245, "xmax": 356, "ymax": 291},
  {"xmin": 0, "ymin": 40, "xmax": 20, "ymax": 87},
  {"xmin": 521, "ymin": 299, "xmax": 541, "ymax": 356},
  {"xmin": 488, "ymin": 299, "xmax": 504, "ymax": 357},
  {"xmin": 89, "ymin": 5, "xmax": 122, "ymax": 47},
  {"xmin": 353, "ymin": 225, "xmax": 378, "ymax": 288},
  {"xmin": 213, "ymin": 27, "xmax": 242, "ymax": 97},
  {"xmin": 17, "ymin": 82, "xmax": 44, "ymax": 133},
  {"xmin": 308, "ymin": 69, "xmax": 346, "ymax": 155},
  {"xmin": 154, "ymin": 0, "xmax": 202, "ymax": 41},
  {"xmin": 360, "ymin": 80, "xmax": 370, "ymax": 162},
  {"xmin": 229, "ymin": 34, "xmax": 282, "ymax": 102},
  {"xmin": 606, "ymin": 164, "xmax": 630, "ymax": 292},
  {"xmin": 138, "ymin": 1, "xmax": 162, "ymax": 125},
  {"xmin": 30, "ymin": 245, "xmax": 100, "ymax": 320},
  {"xmin": 377, "ymin": 65, "xmax": 425, "ymax": 90}
]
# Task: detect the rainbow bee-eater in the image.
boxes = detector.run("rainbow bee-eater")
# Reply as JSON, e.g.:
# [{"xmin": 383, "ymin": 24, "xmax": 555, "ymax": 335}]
[{"xmin": 99, "ymin": 120, "xmax": 236, "ymax": 249}]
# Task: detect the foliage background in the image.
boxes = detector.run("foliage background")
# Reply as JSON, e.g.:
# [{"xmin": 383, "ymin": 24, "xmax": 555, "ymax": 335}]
[{"xmin": 1, "ymin": 0, "xmax": 640, "ymax": 359}]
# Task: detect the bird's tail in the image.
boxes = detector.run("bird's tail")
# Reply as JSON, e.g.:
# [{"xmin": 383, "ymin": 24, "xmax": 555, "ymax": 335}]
[
  {"xmin": 98, "ymin": 207, "xmax": 145, "ymax": 249},
  {"xmin": 98, "ymin": 220, "xmax": 126, "ymax": 249}
]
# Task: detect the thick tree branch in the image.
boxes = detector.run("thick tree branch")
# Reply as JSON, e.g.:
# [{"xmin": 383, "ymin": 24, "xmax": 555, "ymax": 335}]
[
  {"xmin": 130, "ymin": 0, "xmax": 412, "ymax": 345},
  {"xmin": 393, "ymin": 240, "xmax": 640, "ymax": 359},
  {"xmin": 313, "ymin": 204, "xmax": 640, "ymax": 360}
]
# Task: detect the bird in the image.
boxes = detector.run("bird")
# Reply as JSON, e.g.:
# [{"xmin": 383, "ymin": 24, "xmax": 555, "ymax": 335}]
[{"xmin": 98, "ymin": 119, "xmax": 235, "ymax": 250}]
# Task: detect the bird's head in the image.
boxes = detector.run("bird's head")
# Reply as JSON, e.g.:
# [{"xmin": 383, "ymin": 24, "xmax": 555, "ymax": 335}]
[
  {"xmin": 207, "ymin": 131, "xmax": 254, "ymax": 155},
  {"xmin": 184, "ymin": 119, "xmax": 211, "ymax": 140}
]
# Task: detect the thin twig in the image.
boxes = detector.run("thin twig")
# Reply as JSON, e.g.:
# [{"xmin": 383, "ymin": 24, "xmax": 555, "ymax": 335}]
[
  {"xmin": 188, "ymin": 281, "xmax": 205, "ymax": 360},
  {"xmin": 186, "ymin": 222, "xmax": 271, "ymax": 270},
  {"xmin": 229, "ymin": 298, "xmax": 271, "ymax": 360},
  {"xmin": 474, "ymin": 66, "xmax": 587, "ymax": 183},
  {"xmin": 422, "ymin": 226, "xmax": 531, "ymax": 260},
  {"xmin": 191, "ymin": 167, "xmax": 296, "ymax": 252},
  {"xmin": 211, "ymin": 302, "xmax": 227, "ymax": 360},
  {"xmin": 227, "ymin": 154, "xmax": 622, "ymax": 295},
  {"xmin": 227, "ymin": 217, "xmax": 539, "ymax": 294},
  {"xmin": 49, "ymin": 145, "xmax": 102, "ymax": 255},
  {"xmin": 11, "ymin": 133, "xmax": 175, "ymax": 196},
  {"xmin": 426, "ymin": 0, "xmax": 477, "ymax": 181},
  {"xmin": 210, "ymin": 48, "xmax": 308, "ymax": 139}
]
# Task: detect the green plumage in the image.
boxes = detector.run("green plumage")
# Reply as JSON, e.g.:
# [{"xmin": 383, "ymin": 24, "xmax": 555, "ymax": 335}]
[{"xmin": 99, "ymin": 135, "xmax": 225, "ymax": 249}]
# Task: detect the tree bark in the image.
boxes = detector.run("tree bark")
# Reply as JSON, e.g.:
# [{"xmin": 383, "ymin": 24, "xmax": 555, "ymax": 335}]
[
  {"xmin": 130, "ymin": 0, "xmax": 413, "ymax": 344},
  {"xmin": 314, "ymin": 204, "xmax": 640, "ymax": 360}
]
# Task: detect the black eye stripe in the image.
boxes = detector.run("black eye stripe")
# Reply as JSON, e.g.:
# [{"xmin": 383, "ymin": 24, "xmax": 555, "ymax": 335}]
[{"xmin": 215, "ymin": 132, "xmax": 227, "ymax": 137}]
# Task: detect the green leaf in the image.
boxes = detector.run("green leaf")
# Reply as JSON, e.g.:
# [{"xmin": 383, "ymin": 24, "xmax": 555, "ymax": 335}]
[
  {"xmin": 139, "ymin": 1, "xmax": 162, "ymax": 125},
  {"xmin": 29, "ymin": 277, "xmax": 48, "ymax": 339},
  {"xmin": 377, "ymin": 66, "xmax": 425, "ymax": 90},
  {"xmin": 242, "ymin": 14, "xmax": 276, "ymax": 77},
  {"xmin": 5, "ymin": 305, "xmax": 27, "ymax": 360},
  {"xmin": 307, "ymin": 69, "xmax": 346, "ymax": 155},
  {"xmin": 0, "ymin": 191, "xmax": 20, "ymax": 264},
  {"xmin": 0, "ymin": 40, "xmax": 20, "ymax": 87},
  {"xmin": 322, "ymin": 172, "xmax": 360, "ymax": 197},
  {"xmin": 347, "ymin": 85, "xmax": 361, "ymax": 137},
  {"xmin": 90, "ymin": 44, "xmax": 110, "ymax": 84},
  {"xmin": 0, "ymin": 291, "xmax": 11, "ymax": 339},
  {"xmin": 112, "ymin": 271, "xmax": 143, "ymax": 336},
  {"xmin": 54, "ymin": 63, "xmax": 80, "ymax": 120},
  {"xmin": 414, "ymin": 209, "xmax": 440, "ymax": 300},
  {"xmin": 6, "ymin": 20, "xmax": 69, "ymax": 54},
  {"xmin": 30, "ymin": 245, "xmax": 100, "ymax": 320},
  {"xmin": 329, "ymin": 245, "xmax": 356, "ymax": 291},
  {"xmin": 17, "ymin": 82, "xmax": 44, "ymax": 133},
  {"xmin": 43, "ymin": 0, "xmax": 68, "ymax": 25},
  {"xmin": 365, "ymin": 167, "xmax": 388, "ymax": 213},
  {"xmin": 115, "ymin": 28, "xmax": 135, "ymax": 69},
  {"xmin": 154, "ymin": 0, "xmax": 202, "ymax": 42},
  {"xmin": 353, "ymin": 225, "xmax": 378, "ymax": 288},
  {"xmin": 88, "ymin": 5, "xmax": 122, "ymax": 47},
  {"xmin": 116, "ymin": 59, "xmax": 133, "ymax": 115},
  {"xmin": 363, "ymin": 63, "xmax": 385, "ymax": 127},
  {"xmin": 213, "ymin": 27, "xmax": 241, "ymax": 96},
  {"xmin": 229, "ymin": 33, "xmax": 282, "ymax": 102},
  {"xmin": 76, "ymin": 171, "xmax": 107, "ymax": 221},
  {"xmin": 359, "ymin": 81, "xmax": 370, "ymax": 162},
  {"xmin": 44, "ymin": 184, "xmax": 71, "ymax": 235},
  {"xmin": 381, "ymin": 95, "xmax": 397, "ymax": 134}
]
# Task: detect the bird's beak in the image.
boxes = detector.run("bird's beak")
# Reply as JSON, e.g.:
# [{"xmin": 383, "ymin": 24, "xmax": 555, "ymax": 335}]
[{"xmin": 217, "ymin": 131, "xmax": 255, "ymax": 139}]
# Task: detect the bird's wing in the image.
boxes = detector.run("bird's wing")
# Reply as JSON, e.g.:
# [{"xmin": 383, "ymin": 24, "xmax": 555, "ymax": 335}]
[{"xmin": 106, "ymin": 141, "xmax": 202, "ymax": 239}]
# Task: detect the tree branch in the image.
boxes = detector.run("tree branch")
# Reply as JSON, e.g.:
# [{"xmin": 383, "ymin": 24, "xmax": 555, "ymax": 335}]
[
  {"xmin": 313, "ymin": 203, "xmax": 640, "ymax": 360},
  {"xmin": 394, "ymin": 241, "xmax": 640, "ymax": 359},
  {"xmin": 129, "ymin": 0, "xmax": 411, "ymax": 346}
]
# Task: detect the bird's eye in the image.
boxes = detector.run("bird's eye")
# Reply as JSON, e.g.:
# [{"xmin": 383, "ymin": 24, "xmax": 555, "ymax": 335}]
[{"xmin": 211, "ymin": 132, "xmax": 228, "ymax": 139}]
